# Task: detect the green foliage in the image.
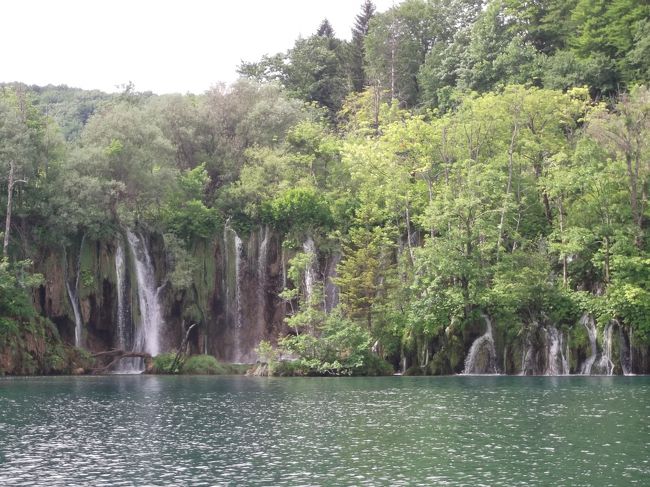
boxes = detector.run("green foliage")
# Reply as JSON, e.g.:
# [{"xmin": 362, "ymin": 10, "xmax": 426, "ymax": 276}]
[
  {"xmin": 151, "ymin": 352, "xmax": 178, "ymax": 374},
  {"xmin": 3, "ymin": 1, "xmax": 650, "ymax": 375},
  {"xmin": 181, "ymin": 354, "xmax": 228, "ymax": 374},
  {"xmin": 279, "ymin": 309, "xmax": 380, "ymax": 376},
  {"xmin": 161, "ymin": 163, "xmax": 220, "ymax": 241},
  {"xmin": 0, "ymin": 259, "xmax": 42, "ymax": 323},
  {"xmin": 262, "ymin": 187, "xmax": 333, "ymax": 235}
]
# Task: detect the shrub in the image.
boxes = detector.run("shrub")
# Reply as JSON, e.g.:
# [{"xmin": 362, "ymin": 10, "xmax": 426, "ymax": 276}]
[
  {"xmin": 152, "ymin": 352, "xmax": 178, "ymax": 374},
  {"xmin": 181, "ymin": 354, "xmax": 228, "ymax": 375}
]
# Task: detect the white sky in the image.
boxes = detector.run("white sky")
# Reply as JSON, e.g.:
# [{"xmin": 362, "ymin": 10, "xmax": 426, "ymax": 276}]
[{"xmin": 1, "ymin": 0, "xmax": 397, "ymax": 94}]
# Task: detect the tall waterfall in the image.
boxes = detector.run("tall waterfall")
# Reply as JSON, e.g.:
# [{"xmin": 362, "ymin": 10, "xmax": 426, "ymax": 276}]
[
  {"xmin": 620, "ymin": 326, "xmax": 634, "ymax": 375},
  {"xmin": 580, "ymin": 314, "xmax": 598, "ymax": 375},
  {"xmin": 224, "ymin": 224, "xmax": 244, "ymax": 362},
  {"xmin": 113, "ymin": 240, "xmax": 140, "ymax": 373},
  {"xmin": 114, "ymin": 241, "xmax": 128, "ymax": 351},
  {"xmin": 594, "ymin": 322, "xmax": 615, "ymax": 375},
  {"xmin": 65, "ymin": 281, "xmax": 83, "ymax": 348},
  {"xmin": 126, "ymin": 230, "xmax": 163, "ymax": 358},
  {"xmin": 65, "ymin": 235, "xmax": 85, "ymax": 348},
  {"xmin": 257, "ymin": 226, "xmax": 270, "ymax": 334},
  {"xmin": 257, "ymin": 226, "xmax": 270, "ymax": 305},
  {"xmin": 463, "ymin": 314, "xmax": 499, "ymax": 374},
  {"xmin": 545, "ymin": 326, "xmax": 569, "ymax": 375},
  {"xmin": 303, "ymin": 237, "xmax": 317, "ymax": 305}
]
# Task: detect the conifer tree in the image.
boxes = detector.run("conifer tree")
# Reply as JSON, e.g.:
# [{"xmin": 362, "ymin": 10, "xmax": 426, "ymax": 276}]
[{"xmin": 350, "ymin": 1, "xmax": 376, "ymax": 92}]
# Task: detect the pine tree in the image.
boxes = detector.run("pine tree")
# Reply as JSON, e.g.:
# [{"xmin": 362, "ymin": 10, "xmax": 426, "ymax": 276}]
[
  {"xmin": 317, "ymin": 19, "xmax": 335, "ymax": 38},
  {"xmin": 350, "ymin": 1, "xmax": 376, "ymax": 92}
]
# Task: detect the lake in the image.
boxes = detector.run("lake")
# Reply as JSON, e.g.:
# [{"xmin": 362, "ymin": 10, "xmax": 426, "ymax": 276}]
[{"xmin": 0, "ymin": 376, "xmax": 648, "ymax": 486}]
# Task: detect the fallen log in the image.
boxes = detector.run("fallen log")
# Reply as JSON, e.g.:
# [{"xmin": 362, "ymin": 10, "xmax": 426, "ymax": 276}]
[{"xmin": 91, "ymin": 349, "xmax": 152, "ymax": 374}]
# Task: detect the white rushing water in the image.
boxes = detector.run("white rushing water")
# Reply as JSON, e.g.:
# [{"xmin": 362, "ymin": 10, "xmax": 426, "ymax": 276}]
[
  {"xmin": 126, "ymin": 230, "xmax": 163, "ymax": 358},
  {"xmin": 114, "ymin": 241, "xmax": 127, "ymax": 351},
  {"xmin": 224, "ymin": 224, "xmax": 244, "ymax": 362},
  {"xmin": 65, "ymin": 281, "xmax": 83, "ymax": 348},
  {"xmin": 257, "ymin": 226, "xmax": 270, "ymax": 319},
  {"xmin": 545, "ymin": 326, "xmax": 569, "ymax": 376},
  {"xmin": 463, "ymin": 314, "xmax": 498, "ymax": 374},
  {"xmin": 113, "ymin": 239, "xmax": 141, "ymax": 374},
  {"xmin": 65, "ymin": 235, "xmax": 86, "ymax": 348},
  {"xmin": 595, "ymin": 321, "xmax": 615, "ymax": 375},
  {"xmin": 580, "ymin": 314, "xmax": 598, "ymax": 375},
  {"xmin": 302, "ymin": 237, "xmax": 317, "ymax": 305}
]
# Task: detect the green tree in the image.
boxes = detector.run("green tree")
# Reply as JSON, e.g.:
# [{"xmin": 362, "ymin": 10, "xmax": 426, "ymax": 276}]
[{"xmin": 350, "ymin": 1, "xmax": 376, "ymax": 92}]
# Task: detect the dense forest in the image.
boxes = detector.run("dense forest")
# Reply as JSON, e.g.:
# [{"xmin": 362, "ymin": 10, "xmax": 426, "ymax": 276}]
[{"xmin": 1, "ymin": 0, "xmax": 649, "ymax": 376}]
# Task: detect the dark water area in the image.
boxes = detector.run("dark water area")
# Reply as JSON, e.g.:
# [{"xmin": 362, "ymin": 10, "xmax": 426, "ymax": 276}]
[{"xmin": 0, "ymin": 376, "xmax": 648, "ymax": 486}]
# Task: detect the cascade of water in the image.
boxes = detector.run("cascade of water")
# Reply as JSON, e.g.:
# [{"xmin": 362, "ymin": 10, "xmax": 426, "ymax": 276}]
[
  {"xmin": 126, "ymin": 230, "xmax": 163, "ymax": 358},
  {"xmin": 224, "ymin": 224, "xmax": 244, "ymax": 362},
  {"xmin": 463, "ymin": 314, "xmax": 499, "ymax": 374},
  {"xmin": 580, "ymin": 314, "xmax": 598, "ymax": 375},
  {"xmin": 620, "ymin": 326, "xmax": 634, "ymax": 375},
  {"xmin": 65, "ymin": 235, "xmax": 86, "ymax": 348},
  {"xmin": 257, "ymin": 226, "xmax": 270, "ymax": 314},
  {"xmin": 114, "ymin": 242, "xmax": 127, "ymax": 351},
  {"xmin": 545, "ymin": 326, "xmax": 569, "ymax": 376},
  {"xmin": 303, "ymin": 237, "xmax": 316, "ymax": 305},
  {"xmin": 113, "ymin": 240, "xmax": 141, "ymax": 373},
  {"xmin": 594, "ymin": 322, "xmax": 615, "ymax": 375},
  {"xmin": 65, "ymin": 281, "xmax": 83, "ymax": 348},
  {"xmin": 520, "ymin": 329, "xmax": 537, "ymax": 375},
  {"xmin": 234, "ymin": 232, "xmax": 243, "ymax": 361}
]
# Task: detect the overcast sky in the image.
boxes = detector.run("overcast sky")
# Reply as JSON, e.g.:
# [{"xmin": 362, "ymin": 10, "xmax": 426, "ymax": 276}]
[{"xmin": 1, "ymin": 0, "xmax": 397, "ymax": 94}]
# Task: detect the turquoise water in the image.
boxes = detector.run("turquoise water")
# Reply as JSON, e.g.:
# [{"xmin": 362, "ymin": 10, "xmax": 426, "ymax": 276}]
[{"xmin": 0, "ymin": 376, "xmax": 648, "ymax": 486}]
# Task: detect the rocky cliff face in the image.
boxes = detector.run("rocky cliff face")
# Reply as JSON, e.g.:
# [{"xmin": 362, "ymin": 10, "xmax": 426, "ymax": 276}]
[
  {"xmin": 27, "ymin": 229, "xmax": 650, "ymax": 374},
  {"xmin": 32, "ymin": 228, "xmax": 288, "ymax": 364}
]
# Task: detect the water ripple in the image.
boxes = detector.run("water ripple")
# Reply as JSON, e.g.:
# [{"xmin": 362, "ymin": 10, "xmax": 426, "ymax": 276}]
[{"xmin": 0, "ymin": 376, "xmax": 648, "ymax": 486}]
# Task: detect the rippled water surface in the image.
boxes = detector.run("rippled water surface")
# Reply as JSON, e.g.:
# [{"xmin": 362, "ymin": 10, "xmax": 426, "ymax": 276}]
[{"xmin": 1, "ymin": 376, "xmax": 649, "ymax": 486}]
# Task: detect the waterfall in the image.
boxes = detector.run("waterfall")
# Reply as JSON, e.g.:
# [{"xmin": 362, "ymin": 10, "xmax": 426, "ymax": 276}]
[
  {"xmin": 65, "ymin": 235, "xmax": 85, "ymax": 348},
  {"xmin": 594, "ymin": 322, "xmax": 615, "ymax": 375},
  {"xmin": 257, "ymin": 226, "xmax": 270, "ymax": 318},
  {"xmin": 520, "ymin": 324, "xmax": 538, "ymax": 375},
  {"xmin": 234, "ymin": 232, "xmax": 243, "ymax": 361},
  {"xmin": 463, "ymin": 314, "xmax": 499, "ymax": 374},
  {"xmin": 620, "ymin": 326, "xmax": 633, "ymax": 375},
  {"xmin": 580, "ymin": 314, "xmax": 598, "ymax": 375},
  {"xmin": 224, "ymin": 224, "xmax": 244, "ymax": 362},
  {"xmin": 65, "ymin": 281, "xmax": 83, "ymax": 348},
  {"xmin": 113, "ymin": 239, "xmax": 140, "ymax": 373},
  {"xmin": 303, "ymin": 237, "xmax": 317, "ymax": 305},
  {"xmin": 545, "ymin": 326, "xmax": 569, "ymax": 376},
  {"xmin": 114, "ymin": 241, "xmax": 128, "ymax": 351},
  {"xmin": 126, "ymin": 230, "xmax": 163, "ymax": 358}
]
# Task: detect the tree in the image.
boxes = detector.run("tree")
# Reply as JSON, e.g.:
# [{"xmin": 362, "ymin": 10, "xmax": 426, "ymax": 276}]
[
  {"xmin": 366, "ymin": 0, "xmax": 483, "ymax": 107},
  {"xmin": 586, "ymin": 86, "xmax": 650, "ymax": 249},
  {"xmin": 350, "ymin": 1, "xmax": 376, "ymax": 92},
  {"xmin": 0, "ymin": 90, "xmax": 48, "ymax": 258}
]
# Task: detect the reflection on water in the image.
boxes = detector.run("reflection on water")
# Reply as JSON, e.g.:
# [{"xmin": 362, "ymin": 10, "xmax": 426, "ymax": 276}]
[{"xmin": 0, "ymin": 376, "xmax": 649, "ymax": 486}]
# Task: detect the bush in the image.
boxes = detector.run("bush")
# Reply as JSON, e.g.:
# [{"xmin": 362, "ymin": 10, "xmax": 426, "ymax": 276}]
[
  {"xmin": 354, "ymin": 353, "xmax": 394, "ymax": 376},
  {"xmin": 152, "ymin": 352, "xmax": 178, "ymax": 374},
  {"xmin": 181, "ymin": 354, "xmax": 228, "ymax": 375}
]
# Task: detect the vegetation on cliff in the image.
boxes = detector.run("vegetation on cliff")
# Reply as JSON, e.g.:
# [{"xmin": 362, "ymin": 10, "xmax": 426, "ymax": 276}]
[{"xmin": 1, "ymin": 0, "xmax": 649, "ymax": 375}]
